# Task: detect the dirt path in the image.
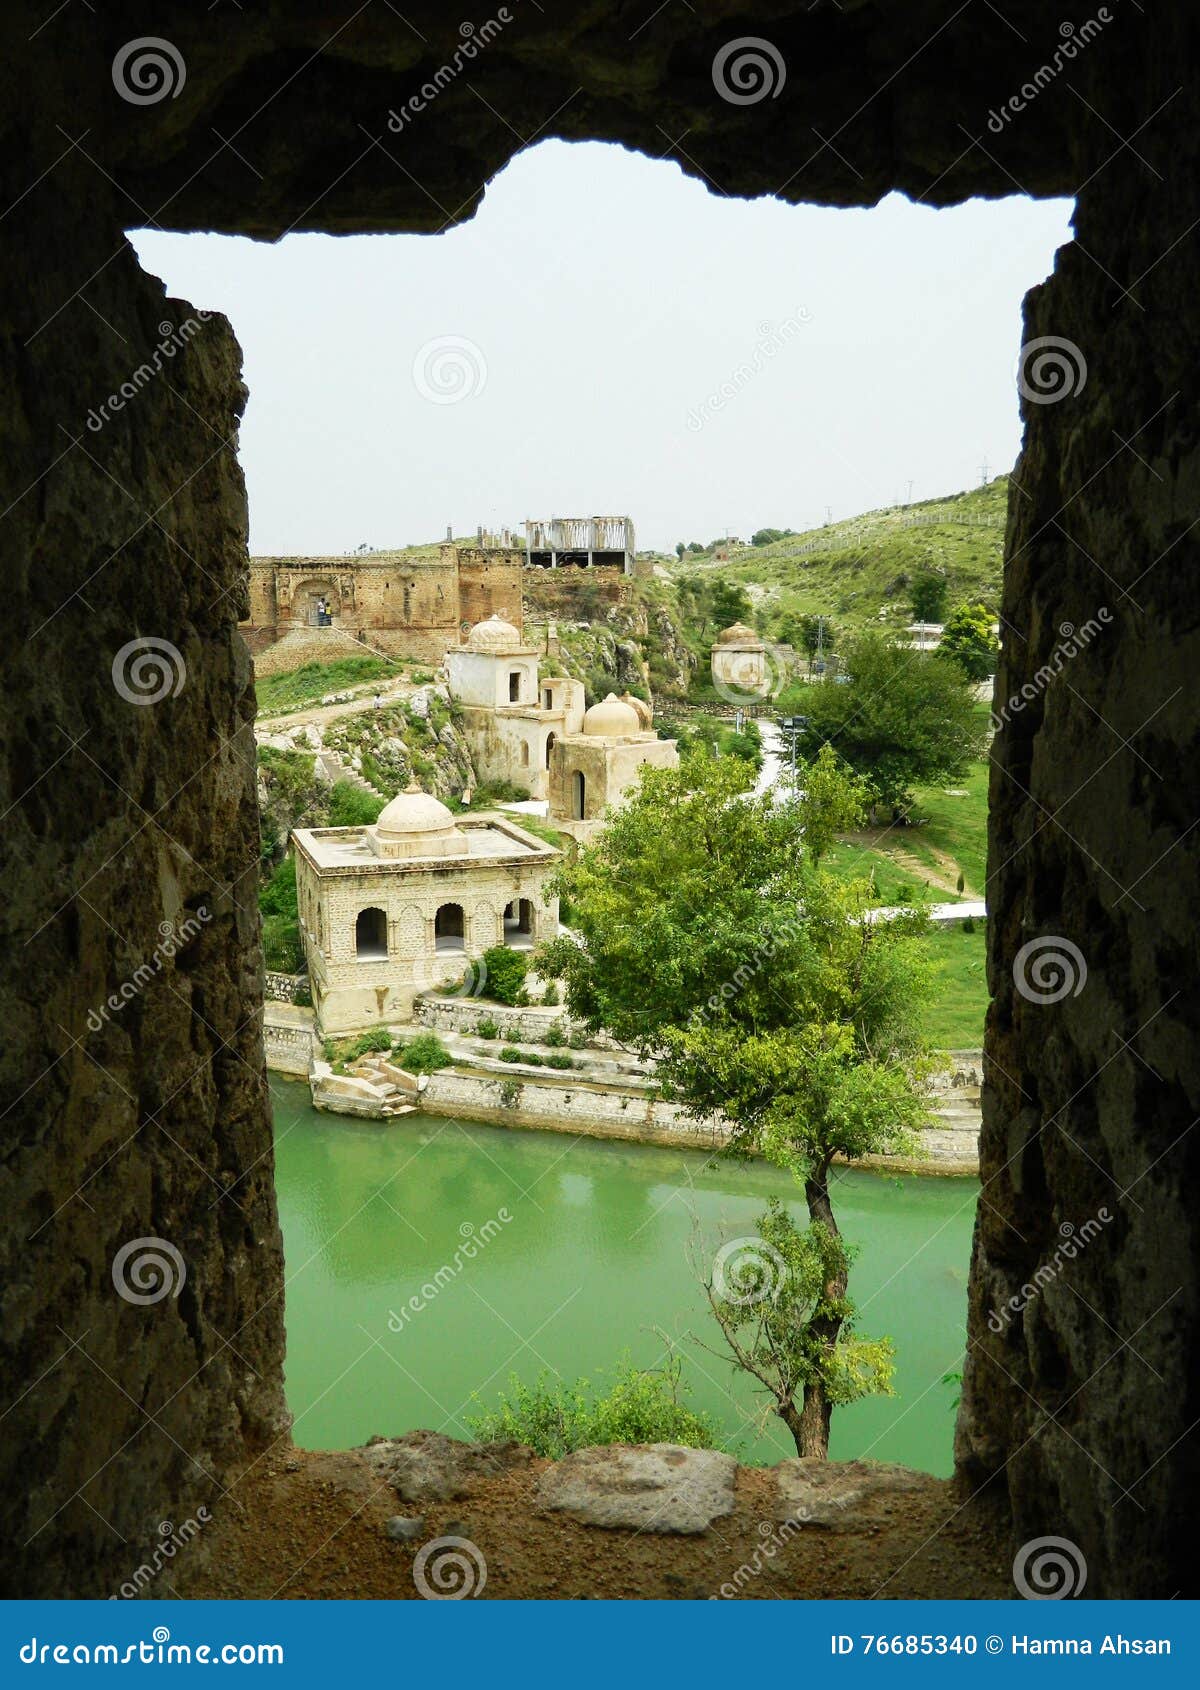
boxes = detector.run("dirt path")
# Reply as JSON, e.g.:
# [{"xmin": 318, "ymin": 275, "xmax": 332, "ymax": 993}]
[
  {"xmin": 843, "ymin": 829, "xmax": 973, "ymax": 898},
  {"xmin": 257, "ymin": 680, "xmax": 418, "ymax": 734},
  {"xmin": 171, "ymin": 1443, "xmax": 1011, "ymax": 1601}
]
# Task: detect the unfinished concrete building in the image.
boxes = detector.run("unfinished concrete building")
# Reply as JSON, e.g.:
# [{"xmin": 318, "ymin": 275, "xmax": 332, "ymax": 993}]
[{"xmin": 2, "ymin": 0, "xmax": 1197, "ymax": 1602}]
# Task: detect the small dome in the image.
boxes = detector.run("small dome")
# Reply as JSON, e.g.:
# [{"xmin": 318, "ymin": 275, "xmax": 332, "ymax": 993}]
[
  {"xmin": 468, "ymin": 613, "xmax": 521, "ymax": 653},
  {"xmin": 583, "ymin": 693, "xmax": 642, "ymax": 737},
  {"xmin": 375, "ymin": 782, "xmax": 457, "ymax": 836},
  {"xmin": 715, "ymin": 621, "xmax": 763, "ymax": 647}
]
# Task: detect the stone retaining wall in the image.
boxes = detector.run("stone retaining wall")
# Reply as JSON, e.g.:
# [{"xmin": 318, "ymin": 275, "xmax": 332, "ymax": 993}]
[
  {"xmin": 421, "ymin": 1068, "xmax": 730, "ymax": 1152},
  {"xmin": 264, "ymin": 970, "xmax": 308, "ymax": 1004},
  {"xmin": 263, "ymin": 1005, "xmax": 316, "ymax": 1076}
]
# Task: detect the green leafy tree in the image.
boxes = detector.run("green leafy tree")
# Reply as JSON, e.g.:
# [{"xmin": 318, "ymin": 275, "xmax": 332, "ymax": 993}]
[
  {"xmin": 542, "ymin": 753, "xmax": 932, "ymax": 1456},
  {"xmin": 940, "ymin": 602, "xmax": 998, "ymax": 680},
  {"xmin": 675, "ymin": 541, "xmax": 686, "ymax": 560},
  {"xmin": 910, "ymin": 570, "xmax": 948, "ymax": 624},
  {"xmin": 751, "ymin": 527, "xmax": 796, "ymax": 547},
  {"xmin": 709, "ymin": 579, "xmax": 752, "ymax": 630},
  {"xmin": 701, "ymin": 1202, "xmax": 896, "ymax": 1457},
  {"xmin": 802, "ymin": 630, "xmax": 987, "ymax": 811},
  {"xmin": 796, "ymin": 613, "xmax": 837, "ymax": 659}
]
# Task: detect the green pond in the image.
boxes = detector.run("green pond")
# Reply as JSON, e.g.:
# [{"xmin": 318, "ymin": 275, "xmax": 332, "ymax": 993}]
[{"xmin": 271, "ymin": 1076, "xmax": 976, "ymax": 1473}]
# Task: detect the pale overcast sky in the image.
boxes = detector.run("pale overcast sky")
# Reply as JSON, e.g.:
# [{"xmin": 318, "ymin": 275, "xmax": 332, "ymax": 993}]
[{"xmin": 132, "ymin": 140, "xmax": 1073, "ymax": 557}]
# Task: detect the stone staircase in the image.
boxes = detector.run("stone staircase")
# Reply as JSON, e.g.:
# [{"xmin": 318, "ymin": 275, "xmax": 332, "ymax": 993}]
[{"xmin": 316, "ymin": 748, "xmax": 388, "ymax": 803}]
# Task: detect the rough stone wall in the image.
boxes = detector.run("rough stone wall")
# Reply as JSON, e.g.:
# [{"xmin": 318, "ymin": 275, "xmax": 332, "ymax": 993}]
[
  {"xmin": 0, "ymin": 180, "xmax": 286, "ymax": 1596},
  {"xmin": 957, "ymin": 26, "xmax": 1200, "ymax": 1596},
  {"xmin": 456, "ymin": 550, "xmax": 524, "ymax": 633}
]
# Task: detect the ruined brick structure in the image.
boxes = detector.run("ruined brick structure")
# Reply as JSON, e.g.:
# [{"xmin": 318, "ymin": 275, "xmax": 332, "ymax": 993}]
[
  {"xmin": 242, "ymin": 544, "xmax": 523, "ymax": 660},
  {"xmin": 2, "ymin": 0, "xmax": 1197, "ymax": 1600}
]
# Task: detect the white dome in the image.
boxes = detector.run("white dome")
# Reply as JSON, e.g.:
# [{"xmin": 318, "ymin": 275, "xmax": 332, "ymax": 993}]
[
  {"xmin": 375, "ymin": 783, "xmax": 456, "ymax": 836},
  {"xmin": 467, "ymin": 613, "xmax": 521, "ymax": 653},
  {"xmin": 582, "ymin": 693, "xmax": 642, "ymax": 737}
]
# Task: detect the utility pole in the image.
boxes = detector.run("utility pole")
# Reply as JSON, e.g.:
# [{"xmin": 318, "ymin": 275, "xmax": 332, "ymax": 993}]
[
  {"xmin": 906, "ymin": 478, "xmax": 914, "ymax": 505},
  {"xmin": 979, "ymin": 457, "xmax": 990, "ymax": 487},
  {"xmin": 824, "ymin": 505, "xmax": 833, "ymax": 526}
]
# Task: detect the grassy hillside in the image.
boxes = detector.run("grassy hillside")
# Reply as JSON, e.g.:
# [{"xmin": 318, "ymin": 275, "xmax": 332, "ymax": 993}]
[{"xmin": 662, "ymin": 476, "xmax": 1007, "ymax": 644}]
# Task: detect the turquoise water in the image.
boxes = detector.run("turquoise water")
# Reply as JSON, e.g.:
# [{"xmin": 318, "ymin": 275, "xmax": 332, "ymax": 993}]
[{"xmin": 271, "ymin": 1076, "xmax": 975, "ymax": 1473}]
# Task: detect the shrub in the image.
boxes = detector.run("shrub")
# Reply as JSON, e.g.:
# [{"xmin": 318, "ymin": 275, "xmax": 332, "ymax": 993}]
[
  {"xmin": 962, "ymin": 915, "xmax": 976, "ymax": 934},
  {"xmin": 499, "ymin": 1047, "xmax": 525, "ymax": 1063},
  {"xmin": 261, "ymin": 913, "xmax": 304, "ymax": 973},
  {"xmin": 546, "ymin": 1052, "xmax": 574, "ymax": 1071},
  {"xmin": 346, "ymin": 1026, "xmax": 393, "ymax": 1060},
  {"xmin": 259, "ymin": 854, "xmax": 298, "ymax": 919},
  {"xmin": 543, "ymin": 1023, "xmax": 567, "ymax": 1048},
  {"xmin": 497, "ymin": 1078, "xmax": 521, "ymax": 1108},
  {"xmin": 480, "ymin": 945, "xmax": 528, "ymax": 1006},
  {"xmin": 568, "ymin": 1028, "xmax": 589, "ymax": 1050},
  {"xmin": 465, "ymin": 1357, "xmax": 716, "ymax": 1458},
  {"xmin": 476, "ymin": 1015, "xmax": 500, "ymax": 1040},
  {"xmin": 327, "ymin": 781, "xmax": 386, "ymax": 827},
  {"xmin": 541, "ymin": 982, "xmax": 560, "ymax": 1007},
  {"xmin": 394, "ymin": 1032, "xmax": 452, "ymax": 1074}
]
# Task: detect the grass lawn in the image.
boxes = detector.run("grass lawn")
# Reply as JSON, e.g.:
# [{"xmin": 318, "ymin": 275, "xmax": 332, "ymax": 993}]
[
  {"xmin": 823, "ymin": 839, "xmax": 938, "ymax": 906},
  {"xmin": 255, "ymin": 656, "xmax": 402, "ymax": 716},
  {"xmin": 922, "ymin": 920, "xmax": 988, "ymax": 1049}
]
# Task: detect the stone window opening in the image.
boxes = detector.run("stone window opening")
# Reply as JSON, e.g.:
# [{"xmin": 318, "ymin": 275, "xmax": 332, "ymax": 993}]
[
  {"xmin": 573, "ymin": 769, "xmax": 586, "ymax": 820},
  {"xmin": 545, "ymin": 731, "xmax": 556, "ymax": 769},
  {"xmin": 434, "ymin": 902, "xmax": 466, "ymax": 951},
  {"xmin": 354, "ymin": 907, "xmax": 388, "ymax": 960},
  {"xmin": 508, "ymin": 669, "xmax": 522, "ymax": 702}
]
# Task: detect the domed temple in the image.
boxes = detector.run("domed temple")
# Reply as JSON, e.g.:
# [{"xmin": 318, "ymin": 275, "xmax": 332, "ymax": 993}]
[
  {"xmin": 548, "ymin": 691, "xmax": 679, "ymax": 842},
  {"xmin": 291, "ymin": 782, "xmax": 559, "ymax": 1032}
]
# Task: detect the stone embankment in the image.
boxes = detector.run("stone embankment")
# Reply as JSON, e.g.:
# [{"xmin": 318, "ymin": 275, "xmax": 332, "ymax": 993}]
[{"xmin": 265, "ymin": 994, "xmax": 982, "ymax": 1173}]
